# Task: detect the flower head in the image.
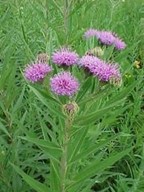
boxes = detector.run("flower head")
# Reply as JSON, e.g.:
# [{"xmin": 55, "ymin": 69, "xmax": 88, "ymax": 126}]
[
  {"xmin": 85, "ymin": 29, "xmax": 126, "ymax": 50},
  {"xmin": 114, "ymin": 37, "xmax": 126, "ymax": 50},
  {"xmin": 79, "ymin": 55, "xmax": 121, "ymax": 83},
  {"xmin": 50, "ymin": 72, "xmax": 79, "ymax": 96},
  {"xmin": 84, "ymin": 29, "xmax": 98, "ymax": 38},
  {"xmin": 79, "ymin": 55, "xmax": 102, "ymax": 71},
  {"xmin": 95, "ymin": 31, "xmax": 116, "ymax": 46},
  {"xmin": 24, "ymin": 63, "xmax": 52, "ymax": 83},
  {"xmin": 91, "ymin": 62, "xmax": 121, "ymax": 82},
  {"xmin": 52, "ymin": 48, "xmax": 79, "ymax": 66},
  {"xmin": 79, "ymin": 55, "xmax": 104, "ymax": 77}
]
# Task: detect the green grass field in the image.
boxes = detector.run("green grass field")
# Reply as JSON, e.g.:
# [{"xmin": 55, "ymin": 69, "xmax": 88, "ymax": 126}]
[{"xmin": 0, "ymin": 0, "xmax": 144, "ymax": 191}]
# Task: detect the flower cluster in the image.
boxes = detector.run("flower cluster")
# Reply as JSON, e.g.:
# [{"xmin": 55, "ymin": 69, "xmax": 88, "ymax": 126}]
[
  {"xmin": 24, "ymin": 28, "xmax": 125, "ymax": 96},
  {"xmin": 24, "ymin": 51, "xmax": 80, "ymax": 96},
  {"xmin": 84, "ymin": 29, "xmax": 126, "ymax": 50}
]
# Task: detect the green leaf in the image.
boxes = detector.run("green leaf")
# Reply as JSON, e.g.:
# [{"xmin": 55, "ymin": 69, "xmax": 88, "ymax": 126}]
[
  {"xmin": 70, "ymin": 135, "xmax": 118, "ymax": 164},
  {"xmin": 76, "ymin": 77, "xmax": 92, "ymax": 103},
  {"xmin": 11, "ymin": 163, "xmax": 48, "ymax": 192},
  {"xmin": 20, "ymin": 137, "xmax": 62, "ymax": 161},
  {"xmin": 50, "ymin": 0, "xmax": 63, "ymax": 16},
  {"xmin": 68, "ymin": 126, "xmax": 88, "ymax": 163},
  {"xmin": 75, "ymin": 81, "xmax": 138, "ymax": 126},
  {"xmin": 78, "ymin": 85, "xmax": 109, "ymax": 105},
  {"xmin": 49, "ymin": 159, "xmax": 61, "ymax": 191},
  {"xmin": 74, "ymin": 104, "xmax": 119, "ymax": 126},
  {"xmin": 102, "ymin": 45, "xmax": 115, "ymax": 60},
  {"xmin": 28, "ymin": 85, "xmax": 65, "ymax": 119},
  {"xmin": 32, "ymin": 85, "xmax": 60, "ymax": 105},
  {"xmin": 0, "ymin": 120, "xmax": 11, "ymax": 137},
  {"xmin": 108, "ymin": 81, "xmax": 138, "ymax": 105},
  {"xmin": 12, "ymin": 85, "xmax": 26, "ymax": 113},
  {"xmin": 68, "ymin": 148, "xmax": 132, "ymax": 190}
]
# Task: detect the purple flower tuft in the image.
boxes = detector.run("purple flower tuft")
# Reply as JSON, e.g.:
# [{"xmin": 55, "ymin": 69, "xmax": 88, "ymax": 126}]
[
  {"xmin": 24, "ymin": 63, "xmax": 52, "ymax": 83},
  {"xmin": 84, "ymin": 29, "xmax": 98, "ymax": 38},
  {"xmin": 95, "ymin": 31, "xmax": 116, "ymax": 46},
  {"xmin": 79, "ymin": 55, "xmax": 102, "ymax": 71},
  {"xmin": 91, "ymin": 61, "xmax": 121, "ymax": 82},
  {"xmin": 114, "ymin": 37, "xmax": 126, "ymax": 50},
  {"xmin": 84, "ymin": 29, "xmax": 126, "ymax": 50},
  {"xmin": 50, "ymin": 72, "xmax": 79, "ymax": 96},
  {"xmin": 52, "ymin": 48, "xmax": 79, "ymax": 66},
  {"xmin": 79, "ymin": 55, "xmax": 121, "ymax": 82}
]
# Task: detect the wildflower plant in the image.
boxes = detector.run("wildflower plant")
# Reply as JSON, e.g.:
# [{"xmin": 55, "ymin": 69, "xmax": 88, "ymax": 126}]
[{"xmin": 12, "ymin": 29, "xmax": 135, "ymax": 192}]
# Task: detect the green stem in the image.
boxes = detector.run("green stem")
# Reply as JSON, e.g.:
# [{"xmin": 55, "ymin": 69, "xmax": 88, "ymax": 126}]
[
  {"xmin": 63, "ymin": 0, "xmax": 70, "ymax": 42},
  {"xmin": 60, "ymin": 116, "xmax": 73, "ymax": 192},
  {"xmin": 15, "ymin": 0, "xmax": 34, "ymax": 59},
  {"xmin": 44, "ymin": 0, "xmax": 50, "ymax": 53}
]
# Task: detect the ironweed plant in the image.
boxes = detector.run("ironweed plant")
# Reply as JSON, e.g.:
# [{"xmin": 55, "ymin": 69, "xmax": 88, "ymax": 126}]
[
  {"xmin": 12, "ymin": 29, "xmax": 135, "ymax": 192},
  {"xmin": 1, "ymin": 0, "xmax": 144, "ymax": 192}
]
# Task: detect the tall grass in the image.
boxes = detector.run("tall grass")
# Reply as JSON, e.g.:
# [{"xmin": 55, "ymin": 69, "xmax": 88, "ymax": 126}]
[{"xmin": 0, "ymin": 0, "xmax": 144, "ymax": 191}]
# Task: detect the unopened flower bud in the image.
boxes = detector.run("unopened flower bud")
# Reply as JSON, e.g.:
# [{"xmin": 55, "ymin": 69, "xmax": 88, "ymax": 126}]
[
  {"xmin": 86, "ymin": 47, "xmax": 104, "ymax": 57},
  {"xmin": 36, "ymin": 53, "xmax": 49, "ymax": 63},
  {"xmin": 63, "ymin": 102, "xmax": 79, "ymax": 117},
  {"xmin": 110, "ymin": 77, "xmax": 122, "ymax": 87}
]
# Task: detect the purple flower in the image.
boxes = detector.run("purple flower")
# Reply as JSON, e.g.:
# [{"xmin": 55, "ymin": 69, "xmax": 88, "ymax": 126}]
[
  {"xmin": 84, "ymin": 29, "xmax": 126, "ymax": 50},
  {"xmin": 50, "ymin": 72, "xmax": 79, "ymax": 96},
  {"xmin": 52, "ymin": 48, "xmax": 79, "ymax": 66},
  {"xmin": 79, "ymin": 55, "xmax": 102, "ymax": 71},
  {"xmin": 91, "ymin": 61, "xmax": 121, "ymax": 82},
  {"xmin": 95, "ymin": 30, "xmax": 126, "ymax": 50},
  {"xmin": 24, "ymin": 63, "xmax": 52, "ymax": 83},
  {"xmin": 114, "ymin": 37, "xmax": 126, "ymax": 50},
  {"xmin": 79, "ymin": 55, "xmax": 121, "ymax": 82},
  {"xmin": 84, "ymin": 29, "xmax": 98, "ymax": 38},
  {"xmin": 95, "ymin": 31, "xmax": 116, "ymax": 46}
]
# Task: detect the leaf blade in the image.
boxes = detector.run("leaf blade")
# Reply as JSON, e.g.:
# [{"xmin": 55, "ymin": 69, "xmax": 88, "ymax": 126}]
[{"xmin": 11, "ymin": 163, "xmax": 48, "ymax": 192}]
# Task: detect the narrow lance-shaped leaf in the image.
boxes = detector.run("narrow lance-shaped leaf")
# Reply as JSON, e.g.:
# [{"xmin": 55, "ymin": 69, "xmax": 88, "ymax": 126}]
[
  {"xmin": 76, "ymin": 77, "xmax": 92, "ymax": 102},
  {"xmin": 28, "ymin": 85, "xmax": 65, "ymax": 119},
  {"xmin": 70, "ymin": 135, "xmax": 118, "ymax": 164},
  {"xmin": 49, "ymin": 159, "xmax": 61, "ymax": 192},
  {"xmin": 11, "ymin": 163, "xmax": 48, "ymax": 192},
  {"xmin": 108, "ymin": 80, "xmax": 138, "ymax": 105},
  {"xmin": 75, "ymin": 80, "xmax": 138, "ymax": 126},
  {"xmin": 20, "ymin": 137, "xmax": 62, "ymax": 160},
  {"xmin": 74, "ymin": 104, "xmax": 119, "ymax": 126},
  {"xmin": 68, "ymin": 126, "xmax": 88, "ymax": 163},
  {"xmin": 12, "ymin": 85, "xmax": 26, "ymax": 113},
  {"xmin": 68, "ymin": 148, "xmax": 132, "ymax": 190},
  {"xmin": 0, "ymin": 121, "xmax": 11, "ymax": 137}
]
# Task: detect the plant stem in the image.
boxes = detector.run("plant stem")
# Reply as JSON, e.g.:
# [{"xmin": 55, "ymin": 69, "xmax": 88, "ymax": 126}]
[
  {"xmin": 60, "ymin": 115, "xmax": 73, "ymax": 192},
  {"xmin": 15, "ymin": 0, "xmax": 34, "ymax": 59},
  {"xmin": 63, "ymin": 0, "xmax": 70, "ymax": 42},
  {"xmin": 44, "ymin": 0, "xmax": 50, "ymax": 53}
]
